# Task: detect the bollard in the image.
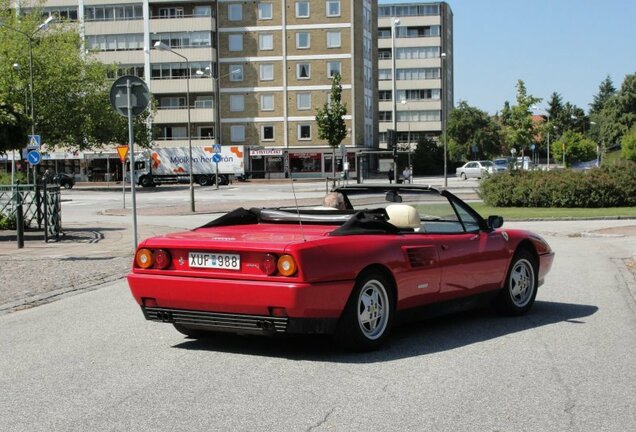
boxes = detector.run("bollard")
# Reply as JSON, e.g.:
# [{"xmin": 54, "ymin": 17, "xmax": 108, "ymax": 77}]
[{"xmin": 16, "ymin": 188, "xmax": 24, "ymax": 249}]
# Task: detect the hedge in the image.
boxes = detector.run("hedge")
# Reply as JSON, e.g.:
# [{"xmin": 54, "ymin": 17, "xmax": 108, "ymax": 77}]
[{"xmin": 479, "ymin": 161, "xmax": 636, "ymax": 208}]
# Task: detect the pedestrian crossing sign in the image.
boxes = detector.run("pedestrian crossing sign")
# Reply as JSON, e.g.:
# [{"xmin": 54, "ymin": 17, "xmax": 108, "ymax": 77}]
[{"xmin": 27, "ymin": 135, "xmax": 41, "ymax": 149}]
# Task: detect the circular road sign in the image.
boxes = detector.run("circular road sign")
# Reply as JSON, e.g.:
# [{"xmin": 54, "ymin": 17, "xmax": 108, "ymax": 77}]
[
  {"xmin": 212, "ymin": 153, "xmax": 222, "ymax": 163},
  {"xmin": 109, "ymin": 75, "xmax": 150, "ymax": 117},
  {"xmin": 27, "ymin": 150, "xmax": 42, "ymax": 165}
]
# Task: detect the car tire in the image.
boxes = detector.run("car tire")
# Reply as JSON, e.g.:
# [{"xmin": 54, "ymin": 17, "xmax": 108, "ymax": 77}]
[
  {"xmin": 140, "ymin": 176, "xmax": 154, "ymax": 188},
  {"xmin": 335, "ymin": 271, "xmax": 395, "ymax": 351},
  {"xmin": 63, "ymin": 183, "xmax": 72, "ymax": 190},
  {"xmin": 497, "ymin": 249, "xmax": 538, "ymax": 316},
  {"xmin": 460, "ymin": 172, "xmax": 467, "ymax": 180},
  {"xmin": 173, "ymin": 323, "xmax": 209, "ymax": 338},
  {"xmin": 198, "ymin": 175, "xmax": 211, "ymax": 186}
]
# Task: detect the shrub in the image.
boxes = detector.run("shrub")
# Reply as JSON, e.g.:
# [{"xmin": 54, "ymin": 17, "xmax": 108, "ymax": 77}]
[{"xmin": 479, "ymin": 161, "xmax": 636, "ymax": 207}]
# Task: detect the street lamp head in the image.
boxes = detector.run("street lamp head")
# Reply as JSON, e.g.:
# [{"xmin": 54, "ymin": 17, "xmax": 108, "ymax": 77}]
[
  {"xmin": 153, "ymin": 41, "xmax": 170, "ymax": 51},
  {"xmin": 393, "ymin": 18, "xmax": 400, "ymax": 25},
  {"xmin": 401, "ymin": 99, "xmax": 407, "ymax": 105},
  {"xmin": 36, "ymin": 15, "xmax": 56, "ymax": 32},
  {"xmin": 12, "ymin": 63, "xmax": 20, "ymax": 71},
  {"xmin": 441, "ymin": 52, "xmax": 447, "ymax": 58}
]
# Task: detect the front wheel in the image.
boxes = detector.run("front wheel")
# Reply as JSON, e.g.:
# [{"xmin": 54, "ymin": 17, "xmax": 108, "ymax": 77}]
[
  {"xmin": 497, "ymin": 249, "xmax": 538, "ymax": 315},
  {"xmin": 335, "ymin": 271, "xmax": 394, "ymax": 351},
  {"xmin": 460, "ymin": 172, "xmax": 467, "ymax": 180},
  {"xmin": 140, "ymin": 176, "xmax": 154, "ymax": 188},
  {"xmin": 198, "ymin": 175, "xmax": 211, "ymax": 186}
]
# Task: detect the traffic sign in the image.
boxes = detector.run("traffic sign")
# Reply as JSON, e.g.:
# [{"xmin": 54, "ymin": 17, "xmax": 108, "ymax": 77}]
[
  {"xmin": 212, "ymin": 153, "xmax": 222, "ymax": 163},
  {"xmin": 116, "ymin": 145, "xmax": 129, "ymax": 163},
  {"xmin": 27, "ymin": 135, "xmax": 41, "ymax": 149},
  {"xmin": 27, "ymin": 150, "xmax": 42, "ymax": 165},
  {"xmin": 109, "ymin": 75, "xmax": 150, "ymax": 117},
  {"xmin": 213, "ymin": 144, "xmax": 222, "ymax": 154}
]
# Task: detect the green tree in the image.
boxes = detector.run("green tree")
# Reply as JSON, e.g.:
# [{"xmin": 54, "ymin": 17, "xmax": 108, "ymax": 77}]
[
  {"xmin": 590, "ymin": 75, "xmax": 616, "ymax": 114},
  {"xmin": 620, "ymin": 125, "xmax": 636, "ymax": 162},
  {"xmin": 412, "ymin": 135, "xmax": 443, "ymax": 175},
  {"xmin": 501, "ymin": 80, "xmax": 541, "ymax": 155},
  {"xmin": 316, "ymin": 73, "xmax": 347, "ymax": 182},
  {"xmin": 600, "ymin": 73, "xmax": 636, "ymax": 148},
  {"xmin": 0, "ymin": 103, "xmax": 30, "ymax": 153},
  {"xmin": 551, "ymin": 130, "xmax": 597, "ymax": 166},
  {"xmin": 447, "ymin": 101, "xmax": 501, "ymax": 160},
  {"xmin": 0, "ymin": 5, "xmax": 152, "ymax": 151}
]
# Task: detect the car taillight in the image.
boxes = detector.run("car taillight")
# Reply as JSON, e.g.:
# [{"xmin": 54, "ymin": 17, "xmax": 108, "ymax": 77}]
[
  {"xmin": 135, "ymin": 248, "xmax": 153, "ymax": 269},
  {"xmin": 135, "ymin": 248, "xmax": 171, "ymax": 269},
  {"xmin": 261, "ymin": 253, "xmax": 278, "ymax": 275},
  {"xmin": 154, "ymin": 249, "xmax": 171, "ymax": 269},
  {"xmin": 277, "ymin": 254, "xmax": 297, "ymax": 276}
]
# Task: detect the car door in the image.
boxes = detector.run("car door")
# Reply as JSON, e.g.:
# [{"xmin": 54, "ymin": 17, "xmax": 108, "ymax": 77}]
[
  {"xmin": 436, "ymin": 198, "xmax": 509, "ymax": 299},
  {"xmin": 465, "ymin": 162, "xmax": 479, "ymax": 178}
]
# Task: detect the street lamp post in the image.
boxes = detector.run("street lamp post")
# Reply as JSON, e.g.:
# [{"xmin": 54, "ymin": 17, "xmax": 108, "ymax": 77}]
[
  {"xmin": 391, "ymin": 17, "xmax": 400, "ymax": 183},
  {"xmin": 153, "ymin": 41, "xmax": 195, "ymax": 212},
  {"xmin": 401, "ymin": 99, "xmax": 412, "ymax": 171},
  {"xmin": 441, "ymin": 52, "xmax": 447, "ymax": 187}
]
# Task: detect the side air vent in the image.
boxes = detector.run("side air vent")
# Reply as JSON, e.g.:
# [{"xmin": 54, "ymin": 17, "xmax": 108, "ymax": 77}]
[{"xmin": 405, "ymin": 246, "xmax": 438, "ymax": 268}]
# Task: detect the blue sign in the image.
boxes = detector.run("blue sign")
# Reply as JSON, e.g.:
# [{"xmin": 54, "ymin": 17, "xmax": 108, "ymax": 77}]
[
  {"xmin": 27, "ymin": 150, "xmax": 42, "ymax": 165},
  {"xmin": 212, "ymin": 144, "xmax": 222, "ymax": 154},
  {"xmin": 27, "ymin": 135, "xmax": 41, "ymax": 149},
  {"xmin": 212, "ymin": 153, "xmax": 222, "ymax": 163}
]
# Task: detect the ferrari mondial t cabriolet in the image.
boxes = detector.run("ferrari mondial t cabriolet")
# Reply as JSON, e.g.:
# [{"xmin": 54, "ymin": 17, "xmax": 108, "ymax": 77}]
[{"xmin": 127, "ymin": 185, "xmax": 554, "ymax": 350}]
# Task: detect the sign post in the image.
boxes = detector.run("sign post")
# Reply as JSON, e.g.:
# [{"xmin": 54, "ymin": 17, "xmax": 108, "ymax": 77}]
[
  {"xmin": 110, "ymin": 75, "xmax": 150, "ymax": 249},
  {"xmin": 116, "ymin": 145, "xmax": 129, "ymax": 209},
  {"xmin": 213, "ymin": 144, "xmax": 222, "ymax": 190}
]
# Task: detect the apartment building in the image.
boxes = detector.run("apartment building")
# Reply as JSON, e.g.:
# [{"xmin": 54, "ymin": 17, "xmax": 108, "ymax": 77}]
[
  {"xmin": 27, "ymin": 1, "xmax": 377, "ymax": 180},
  {"xmin": 377, "ymin": 2, "xmax": 453, "ymax": 149}
]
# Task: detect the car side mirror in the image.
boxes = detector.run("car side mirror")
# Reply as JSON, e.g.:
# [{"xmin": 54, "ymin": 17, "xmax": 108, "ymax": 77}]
[{"xmin": 488, "ymin": 215, "xmax": 504, "ymax": 229}]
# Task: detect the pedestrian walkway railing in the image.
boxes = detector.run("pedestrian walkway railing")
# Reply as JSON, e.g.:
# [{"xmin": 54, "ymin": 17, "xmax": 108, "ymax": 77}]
[{"xmin": 0, "ymin": 184, "xmax": 62, "ymax": 243}]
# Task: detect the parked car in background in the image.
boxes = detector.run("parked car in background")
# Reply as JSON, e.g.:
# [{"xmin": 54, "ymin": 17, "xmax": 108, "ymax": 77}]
[
  {"xmin": 515, "ymin": 157, "xmax": 535, "ymax": 170},
  {"xmin": 53, "ymin": 173, "xmax": 75, "ymax": 189},
  {"xmin": 493, "ymin": 158, "xmax": 511, "ymax": 172},
  {"xmin": 456, "ymin": 161, "xmax": 496, "ymax": 180}
]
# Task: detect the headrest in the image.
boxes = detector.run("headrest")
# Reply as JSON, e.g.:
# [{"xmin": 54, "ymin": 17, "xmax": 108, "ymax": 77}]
[{"xmin": 385, "ymin": 204, "xmax": 420, "ymax": 229}]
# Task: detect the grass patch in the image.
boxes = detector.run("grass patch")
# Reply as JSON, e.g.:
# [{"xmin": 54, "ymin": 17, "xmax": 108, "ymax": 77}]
[{"xmin": 469, "ymin": 202, "xmax": 636, "ymax": 220}]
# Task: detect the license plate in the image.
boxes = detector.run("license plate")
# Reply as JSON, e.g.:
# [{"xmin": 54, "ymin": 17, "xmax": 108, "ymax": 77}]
[{"xmin": 188, "ymin": 252, "xmax": 240, "ymax": 270}]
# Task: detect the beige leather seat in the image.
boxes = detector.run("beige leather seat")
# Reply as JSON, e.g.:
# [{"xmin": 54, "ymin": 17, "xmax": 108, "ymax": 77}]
[{"xmin": 385, "ymin": 204, "xmax": 421, "ymax": 230}]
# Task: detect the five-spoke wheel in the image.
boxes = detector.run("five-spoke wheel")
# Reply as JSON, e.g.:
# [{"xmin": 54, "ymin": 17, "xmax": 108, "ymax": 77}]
[{"xmin": 497, "ymin": 249, "xmax": 538, "ymax": 315}]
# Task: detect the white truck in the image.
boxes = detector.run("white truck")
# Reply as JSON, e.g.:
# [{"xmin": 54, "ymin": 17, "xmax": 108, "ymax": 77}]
[{"xmin": 133, "ymin": 146, "xmax": 245, "ymax": 187}]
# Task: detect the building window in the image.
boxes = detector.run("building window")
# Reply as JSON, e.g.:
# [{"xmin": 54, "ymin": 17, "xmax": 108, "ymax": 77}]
[
  {"xmin": 326, "ymin": 31, "xmax": 341, "ymax": 48},
  {"xmin": 295, "ymin": 1, "xmax": 309, "ymax": 18},
  {"xmin": 231, "ymin": 125, "xmax": 245, "ymax": 142},
  {"xmin": 258, "ymin": 2, "xmax": 273, "ymax": 20},
  {"xmin": 259, "ymin": 33, "xmax": 274, "ymax": 50},
  {"xmin": 228, "ymin": 4, "xmax": 242, "ymax": 21},
  {"xmin": 327, "ymin": 61, "xmax": 341, "ymax": 78},
  {"xmin": 229, "ymin": 65, "xmax": 243, "ymax": 81},
  {"xmin": 378, "ymin": 90, "xmax": 392, "ymax": 101},
  {"xmin": 379, "ymin": 111, "xmax": 392, "ymax": 122},
  {"xmin": 194, "ymin": 96, "xmax": 213, "ymax": 108},
  {"xmin": 326, "ymin": 0, "xmax": 341, "ymax": 17},
  {"xmin": 230, "ymin": 94, "xmax": 244, "ymax": 112},
  {"xmin": 260, "ymin": 94, "xmax": 274, "ymax": 111},
  {"xmin": 261, "ymin": 125, "xmax": 275, "ymax": 140},
  {"xmin": 228, "ymin": 34, "xmax": 243, "ymax": 51},
  {"xmin": 198, "ymin": 126, "xmax": 214, "ymax": 139},
  {"xmin": 296, "ymin": 32, "xmax": 310, "ymax": 49},
  {"xmin": 193, "ymin": 6, "xmax": 211, "ymax": 17},
  {"xmin": 298, "ymin": 124, "xmax": 311, "ymax": 140},
  {"xmin": 158, "ymin": 8, "xmax": 184, "ymax": 18},
  {"xmin": 260, "ymin": 63, "xmax": 274, "ymax": 81},
  {"xmin": 297, "ymin": 93, "xmax": 311, "ymax": 110},
  {"xmin": 378, "ymin": 69, "xmax": 392, "ymax": 80},
  {"xmin": 296, "ymin": 63, "xmax": 311, "ymax": 79}
]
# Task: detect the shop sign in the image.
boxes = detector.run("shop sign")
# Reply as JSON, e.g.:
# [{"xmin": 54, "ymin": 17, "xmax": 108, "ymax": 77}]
[{"xmin": 250, "ymin": 149, "xmax": 283, "ymax": 156}]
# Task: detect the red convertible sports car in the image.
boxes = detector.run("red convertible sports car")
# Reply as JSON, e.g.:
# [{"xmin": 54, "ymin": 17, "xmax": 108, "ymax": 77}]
[{"xmin": 127, "ymin": 185, "xmax": 554, "ymax": 350}]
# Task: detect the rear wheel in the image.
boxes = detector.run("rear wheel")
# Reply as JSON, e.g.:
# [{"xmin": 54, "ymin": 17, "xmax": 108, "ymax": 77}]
[
  {"xmin": 335, "ymin": 271, "xmax": 394, "ymax": 351},
  {"xmin": 497, "ymin": 249, "xmax": 538, "ymax": 315},
  {"xmin": 198, "ymin": 175, "xmax": 211, "ymax": 186},
  {"xmin": 63, "ymin": 182, "xmax": 72, "ymax": 189}
]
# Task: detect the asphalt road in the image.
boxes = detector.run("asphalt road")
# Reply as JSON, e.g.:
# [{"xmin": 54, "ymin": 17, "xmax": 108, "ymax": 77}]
[{"xmin": 1, "ymin": 179, "xmax": 635, "ymax": 431}]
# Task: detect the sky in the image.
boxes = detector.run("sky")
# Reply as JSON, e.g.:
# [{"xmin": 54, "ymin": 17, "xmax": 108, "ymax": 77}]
[{"xmin": 381, "ymin": 0, "xmax": 636, "ymax": 115}]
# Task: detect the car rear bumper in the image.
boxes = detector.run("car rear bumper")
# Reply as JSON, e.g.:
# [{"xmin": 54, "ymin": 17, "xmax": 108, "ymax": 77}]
[
  {"xmin": 127, "ymin": 273, "xmax": 353, "ymax": 319},
  {"xmin": 142, "ymin": 306, "xmax": 337, "ymax": 335}
]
